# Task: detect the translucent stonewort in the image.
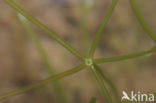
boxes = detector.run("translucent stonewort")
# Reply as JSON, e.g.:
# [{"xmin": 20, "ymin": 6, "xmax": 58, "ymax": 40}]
[{"xmin": 1, "ymin": 0, "xmax": 156, "ymax": 103}]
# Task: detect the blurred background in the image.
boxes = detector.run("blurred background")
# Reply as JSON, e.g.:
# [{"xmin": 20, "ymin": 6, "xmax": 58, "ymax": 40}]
[{"xmin": 0, "ymin": 0, "xmax": 156, "ymax": 103}]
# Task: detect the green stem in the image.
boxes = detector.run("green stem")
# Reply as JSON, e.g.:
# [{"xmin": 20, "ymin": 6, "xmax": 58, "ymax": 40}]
[
  {"xmin": 130, "ymin": 0, "xmax": 156, "ymax": 44},
  {"xmin": 18, "ymin": 14, "xmax": 54, "ymax": 74},
  {"xmin": 81, "ymin": 1, "xmax": 90, "ymax": 55},
  {"xmin": 90, "ymin": 65, "xmax": 113, "ymax": 103},
  {"xmin": 95, "ymin": 47, "xmax": 156, "ymax": 64},
  {"xmin": 3, "ymin": 0, "xmax": 84, "ymax": 61},
  {"xmin": 94, "ymin": 64, "xmax": 120, "ymax": 103},
  {"xmin": 0, "ymin": 64, "xmax": 86, "ymax": 101},
  {"xmin": 88, "ymin": 0, "xmax": 118, "ymax": 58},
  {"xmin": 90, "ymin": 97, "xmax": 97, "ymax": 103},
  {"xmin": 17, "ymin": 13, "xmax": 69, "ymax": 103}
]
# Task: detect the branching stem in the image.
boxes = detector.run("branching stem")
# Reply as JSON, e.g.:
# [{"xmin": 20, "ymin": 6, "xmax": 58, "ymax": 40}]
[
  {"xmin": 4, "ymin": 0, "xmax": 84, "ymax": 61},
  {"xmin": 130, "ymin": 0, "xmax": 156, "ymax": 44},
  {"xmin": 95, "ymin": 47, "xmax": 156, "ymax": 64},
  {"xmin": 0, "ymin": 64, "xmax": 86, "ymax": 101},
  {"xmin": 88, "ymin": 0, "xmax": 118, "ymax": 58},
  {"xmin": 90, "ymin": 65, "xmax": 113, "ymax": 103}
]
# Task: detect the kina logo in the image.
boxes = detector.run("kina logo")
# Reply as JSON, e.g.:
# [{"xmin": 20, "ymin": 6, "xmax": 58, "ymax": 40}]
[{"xmin": 121, "ymin": 91, "xmax": 155, "ymax": 102}]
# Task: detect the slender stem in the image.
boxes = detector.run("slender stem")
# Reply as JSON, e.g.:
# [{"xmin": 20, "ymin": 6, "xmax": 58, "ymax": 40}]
[
  {"xmin": 18, "ymin": 14, "xmax": 54, "ymax": 74},
  {"xmin": 89, "ymin": 97, "xmax": 96, "ymax": 103},
  {"xmin": 94, "ymin": 64, "xmax": 120, "ymax": 103},
  {"xmin": 90, "ymin": 65, "xmax": 113, "ymax": 103},
  {"xmin": 3, "ymin": 0, "xmax": 84, "ymax": 61},
  {"xmin": 95, "ymin": 47, "xmax": 156, "ymax": 64},
  {"xmin": 81, "ymin": 1, "xmax": 90, "ymax": 55},
  {"xmin": 129, "ymin": 0, "xmax": 156, "ymax": 44},
  {"xmin": 0, "ymin": 64, "xmax": 86, "ymax": 101},
  {"xmin": 88, "ymin": 0, "xmax": 118, "ymax": 58},
  {"xmin": 16, "ymin": 12, "xmax": 69, "ymax": 103}
]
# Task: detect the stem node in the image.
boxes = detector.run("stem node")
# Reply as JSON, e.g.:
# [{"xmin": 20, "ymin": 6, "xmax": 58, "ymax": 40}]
[{"xmin": 85, "ymin": 58, "xmax": 94, "ymax": 67}]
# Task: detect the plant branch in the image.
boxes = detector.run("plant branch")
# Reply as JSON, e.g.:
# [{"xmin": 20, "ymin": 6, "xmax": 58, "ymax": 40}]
[
  {"xmin": 81, "ymin": 1, "xmax": 90, "ymax": 55},
  {"xmin": 94, "ymin": 47, "xmax": 156, "ymax": 64},
  {"xmin": 88, "ymin": 0, "xmax": 118, "ymax": 58},
  {"xmin": 3, "ymin": 0, "xmax": 84, "ymax": 61},
  {"xmin": 130, "ymin": 0, "xmax": 156, "ymax": 44},
  {"xmin": 0, "ymin": 64, "xmax": 86, "ymax": 101},
  {"xmin": 90, "ymin": 65, "xmax": 113, "ymax": 103},
  {"xmin": 17, "ymin": 14, "xmax": 55, "ymax": 74},
  {"xmin": 89, "ymin": 97, "xmax": 96, "ymax": 103},
  {"xmin": 16, "ymin": 12, "xmax": 69, "ymax": 103},
  {"xmin": 94, "ymin": 64, "xmax": 120, "ymax": 103}
]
